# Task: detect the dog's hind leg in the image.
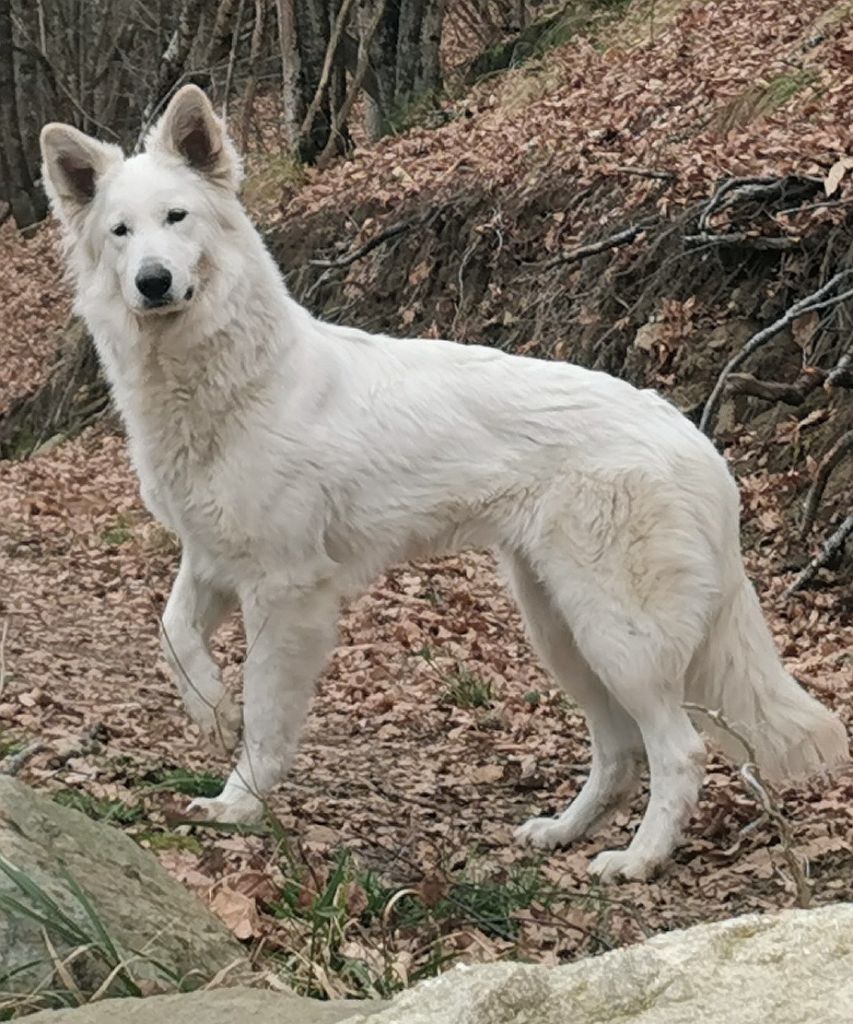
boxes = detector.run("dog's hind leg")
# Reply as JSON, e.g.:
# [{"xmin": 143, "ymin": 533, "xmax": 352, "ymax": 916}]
[
  {"xmin": 543, "ymin": 570, "xmax": 707, "ymax": 882},
  {"xmin": 161, "ymin": 556, "xmax": 240, "ymax": 754},
  {"xmin": 189, "ymin": 583, "xmax": 338, "ymax": 824},
  {"xmin": 505, "ymin": 552, "xmax": 646, "ymax": 851}
]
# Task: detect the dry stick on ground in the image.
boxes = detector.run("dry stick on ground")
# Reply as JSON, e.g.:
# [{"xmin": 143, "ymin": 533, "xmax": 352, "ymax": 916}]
[
  {"xmin": 699, "ymin": 271, "xmax": 853, "ymax": 436},
  {"xmin": 613, "ymin": 165, "xmax": 676, "ymax": 181},
  {"xmin": 786, "ymin": 512, "xmax": 853, "ymax": 596},
  {"xmin": 800, "ymin": 428, "xmax": 853, "ymax": 537},
  {"xmin": 308, "ymin": 218, "xmax": 417, "ymax": 269},
  {"xmin": 698, "ymin": 175, "xmax": 823, "ymax": 232},
  {"xmin": 683, "ymin": 703, "xmax": 812, "ymax": 909},
  {"xmin": 684, "ymin": 232, "xmax": 800, "ymax": 251},
  {"xmin": 0, "ymin": 741, "xmax": 47, "ymax": 777},
  {"xmin": 0, "ymin": 617, "xmax": 7, "ymax": 700},
  {"xmin": 726, "ymin": 369, "xmax": 821, "ymax": 405},
  {"xmin": 539, "ymin": 222, "xmax": 654, "ymax": 272}
]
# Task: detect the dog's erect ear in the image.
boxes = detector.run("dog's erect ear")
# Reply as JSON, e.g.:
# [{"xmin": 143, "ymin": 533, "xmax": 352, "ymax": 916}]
[
  {"xmin": 40, "ymin": 124, "xmax": 122, "ymax": 223},
  {"xmin": 148, "ymin": 85, "xmax": 242, "ymax": 190}
]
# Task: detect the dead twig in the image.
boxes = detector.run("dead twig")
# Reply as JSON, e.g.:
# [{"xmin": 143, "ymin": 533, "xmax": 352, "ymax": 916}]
[
  {"xmin": 540, "ymin": 222, "xmax": 653, "ymax": 272},
  {"xmin": 826, "ymin": 352, "xmax": 852, "ymax": 388},
  {"xmin": 684, "ymin": 232, "xmax": 800, "ymax": 251},
  {"xmin": 800, "ymin": 429, "xmax": 853, "ymax": 537},
  {"xmin": 0, "ymin": 618, "xmax": 8, "ymax": 700},
  {"xmin": 684, "ymin": 703, "xmax": 811, "ymax": 908},
  {"xmin": 1, "ymin": 741, "xmax": 47, "ymax": 777},
  {"xmin": 786, "ymin": 512, "xmax": 853, "ymax": 595},
  {"xmin": 613, "ymin": 165, "xmax": 676, "ymax": 181},
  {"xmin": 726, "ymin": 367, "xmax": 827, "ymax": 406},
  {"xmin": 700, "ymin": 271, "xmax": 853, "ymax": 436},
  {"xmin": 308, "ymin": 218, "xmax": 416, "ymax": 270},
  {"xmin": 699, "ymin": 174, "xmax": 822, "ymax": 232}
]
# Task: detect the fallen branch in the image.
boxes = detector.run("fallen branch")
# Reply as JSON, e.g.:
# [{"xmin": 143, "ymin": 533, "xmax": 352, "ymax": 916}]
[
  {"xmin": 613, "ymin": 165, "xmax": 676, "ymax": 181},
  {"xmin": 684, "ymin": 703, "xmax": 811, "ymax": 908},
  {"xmin": 308, "ymin": 218, "xmax": 415, "ymax": 270},
  {"xmin": 699, "ymin": 174, "xmax": 822, "ymax": 232},
  {"xmin": 726, "ymin": 367, "xmax": 827, "ymax": 406},
  {"xmin": 0, "ymin": 618, "xmax": 7, "ymax": 700},
  {"xmin": 786, "ymin": 512, "xmax": 853, "ymax": 595},
  {"xmin": 700, "ymin": 271, "xmax": 853, "ymax": 436},
  {"xmin": 0, "ymin": 741, "xmax": 46, "ymax": 777},
  {"xmin": 826, "ymin": 352, "xmax": 852, "ymax": 388},
  {"xmin": 684, "ymin": 232, "xmax": 800, "ymax": 251},
  {"xmin": 800, "ymin": 429, "xmax": 853, "ymax": 537},
  {"xmin": 541, "ymin": 222, "xmax": 653, "ymax": 271}
]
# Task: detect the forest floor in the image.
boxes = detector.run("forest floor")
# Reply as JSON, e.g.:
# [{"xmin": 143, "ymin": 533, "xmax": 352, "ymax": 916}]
[{"xmin": 1, "ymin": 0, "xmax": 852, "ymax": 1003}]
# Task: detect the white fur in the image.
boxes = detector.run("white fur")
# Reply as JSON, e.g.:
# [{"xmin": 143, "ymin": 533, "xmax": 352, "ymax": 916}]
[{"xmin": 40, "ymin": 87, "xmax": 849, "ymax": 881}]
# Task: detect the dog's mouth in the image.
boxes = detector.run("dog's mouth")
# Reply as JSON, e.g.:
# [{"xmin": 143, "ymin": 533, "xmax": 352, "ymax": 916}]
[{"xmin": 140, "ymin": 286, "xmax": 195, "ymax": 314}]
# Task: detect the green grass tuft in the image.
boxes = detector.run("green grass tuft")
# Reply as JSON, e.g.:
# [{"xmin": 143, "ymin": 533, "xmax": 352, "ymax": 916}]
[
  {"xmin": 52, "ymin": 790, "xmax": 143, "ymax": 827},
  {"xmin": 440, "ymin": 665, "xmax": 494, "ymax": 709},
  {"xmin": 0, "ymin": 856, "xmax": 193, "ymax": 1019}
]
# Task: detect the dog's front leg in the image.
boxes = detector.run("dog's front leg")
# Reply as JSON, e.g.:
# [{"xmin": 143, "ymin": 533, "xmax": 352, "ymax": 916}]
[
  {"xmin": 160, "ymin": 556, "xmax": 240, "ymax": 754},
  {"xmin": 188, "ymin": 583, "xmax": 339, "ymax": 824}
]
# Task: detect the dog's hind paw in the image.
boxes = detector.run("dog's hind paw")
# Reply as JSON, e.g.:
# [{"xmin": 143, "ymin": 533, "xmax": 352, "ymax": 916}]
[
  {"xmin": 588, "ymin": 848, "xmax": 656, "ymax": 883},
  {"xmin": 187, "ymin": 792, "xmax": 264, "ymax": 825}
]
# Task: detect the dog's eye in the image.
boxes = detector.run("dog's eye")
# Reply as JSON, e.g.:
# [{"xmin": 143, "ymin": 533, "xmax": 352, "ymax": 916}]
[
  {"xmin": 167, "ymin": 209, "xmax": 187, "ymax": 224},
  {"xmin": 111, "ymin": 223, "xmax": 128, "ymax": 237}
]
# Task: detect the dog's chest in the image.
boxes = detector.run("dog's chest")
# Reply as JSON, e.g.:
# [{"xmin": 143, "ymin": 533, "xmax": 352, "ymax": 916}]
[{"xmin": 128, "ymin": 381, "xmax": 259, "ymax": 554}]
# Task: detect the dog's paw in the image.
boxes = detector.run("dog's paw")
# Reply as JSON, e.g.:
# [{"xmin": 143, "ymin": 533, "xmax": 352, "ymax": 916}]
[
  {"xmin": 514, "ymin": 816, "xmax": 571, "ymax": 850},
  {"xmin": 588, "ymin": 848, "xmax": 655, "ymax": 883},
  {"xmin": 187, "ymin": 792, "xmax": 264, "ymax": 825}
]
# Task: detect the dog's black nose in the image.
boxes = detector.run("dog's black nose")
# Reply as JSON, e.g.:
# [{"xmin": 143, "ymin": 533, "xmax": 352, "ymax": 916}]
[{"xmin": 136, "ymin": 265, "xmax": 172, "ymax": 301}]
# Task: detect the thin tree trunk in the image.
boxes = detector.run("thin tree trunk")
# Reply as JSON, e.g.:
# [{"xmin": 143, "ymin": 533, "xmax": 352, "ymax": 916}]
[
  {"xmin": 276, "ymin": 0, "xmax": 302, "ymax": 153},
  {"xmin": 0, "ymin": 0, "xmax": 46, "ymax": 228}
]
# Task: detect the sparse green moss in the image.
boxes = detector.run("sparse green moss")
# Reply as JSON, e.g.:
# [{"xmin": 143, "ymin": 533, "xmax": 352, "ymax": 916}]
[
  {"xmin": 101, "ymin": 514, "xmax": 133, "ymax": 546},
  {"xmin": 137, "ymin": 831, "xmax": 203, "ymax": 854}
]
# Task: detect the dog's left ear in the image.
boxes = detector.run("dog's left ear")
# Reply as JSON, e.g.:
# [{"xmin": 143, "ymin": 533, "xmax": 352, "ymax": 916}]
[{"xmin": 149, "ymin": 85, "xmax": 242, "ymax": 191}]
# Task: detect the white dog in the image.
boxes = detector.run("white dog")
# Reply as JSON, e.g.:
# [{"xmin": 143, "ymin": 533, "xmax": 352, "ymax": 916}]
[{"xmin": 40, "ymin": 86, "xmax": 848, "ymax": 881}]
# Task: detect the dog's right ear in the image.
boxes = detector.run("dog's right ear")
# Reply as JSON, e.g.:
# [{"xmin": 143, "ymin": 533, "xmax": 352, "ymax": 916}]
[{"xmin": 40, "ymin": 124, "xmax": 122, "ymax": 224}]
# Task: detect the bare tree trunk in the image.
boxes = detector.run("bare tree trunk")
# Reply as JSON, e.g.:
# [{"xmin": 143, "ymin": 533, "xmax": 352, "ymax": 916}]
[
  {"xmin": 368, "ymin": 0, "xmax": 445, "ymax": 139},
  {"xmin": 276, "ymin": 0, "xmax": 303, "ymax": 153},
  {"xmin": 0, "ymin": 0, "xmax": 46, "ymax": 228}
]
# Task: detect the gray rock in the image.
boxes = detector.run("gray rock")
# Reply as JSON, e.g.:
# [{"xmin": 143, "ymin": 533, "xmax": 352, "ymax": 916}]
[
  {"xmin": 0, "ymin": 776, "xmax": 251, "ymax": 997},
  {"xmin": 20, "ymin": 989, "xmax": 383, "ymax": 1023},
  {"xmin": 9, "ymin": 904, "xmax": 853, "ymax": 1023},
  {"xmin": 347, "ymin": 903, "xmax": 853, "ymax": 1024}
]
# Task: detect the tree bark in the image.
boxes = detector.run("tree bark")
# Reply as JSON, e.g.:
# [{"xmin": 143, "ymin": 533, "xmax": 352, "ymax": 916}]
[{"xmin": 0, "ymin": 0, "xmax": 47, "ymax": 229}]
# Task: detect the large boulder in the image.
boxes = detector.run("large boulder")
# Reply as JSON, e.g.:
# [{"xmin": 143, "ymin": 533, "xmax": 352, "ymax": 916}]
[
  {"xmin": 15, "ymin": 903, "xmax": 853, "ymax": 1023},
  {"xmin": 0, "ymin": 776, "xmax": 251, "ymax": 997},
  {"xmin": 21, "ymin": 989, "xmax": 381, "ymax": 1023}
]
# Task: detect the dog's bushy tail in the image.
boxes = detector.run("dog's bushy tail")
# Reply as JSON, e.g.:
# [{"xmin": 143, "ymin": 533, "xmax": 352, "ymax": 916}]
[{"xmin": 688, "ymin": 571, "xmax": 849, "ymax": 782}]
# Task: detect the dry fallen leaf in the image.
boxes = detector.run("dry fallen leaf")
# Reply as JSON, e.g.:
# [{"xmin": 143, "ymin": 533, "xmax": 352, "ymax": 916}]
[{"xmin": 824, "ymin": 156, "xmax": 853, "ymax": 196}]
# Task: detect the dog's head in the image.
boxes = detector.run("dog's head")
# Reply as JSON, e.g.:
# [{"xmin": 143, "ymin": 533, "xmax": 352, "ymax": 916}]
[{"xmin": 40, "ymin": 86, "xmax": 242, "ymax": 317}]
